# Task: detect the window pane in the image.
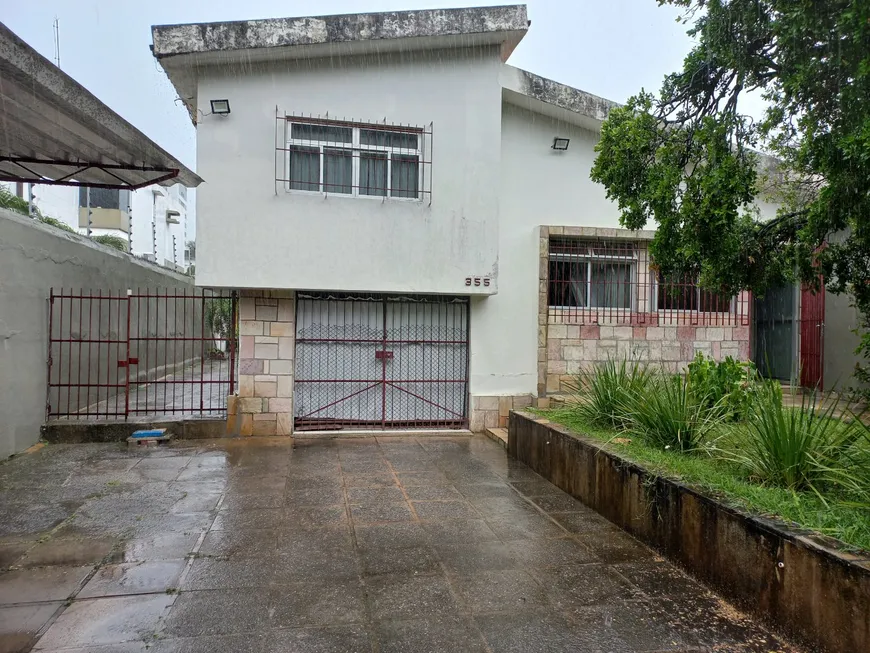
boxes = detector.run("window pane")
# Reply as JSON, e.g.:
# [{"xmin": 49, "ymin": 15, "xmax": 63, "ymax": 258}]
[
  {"xmin": 360, "ymin": 129, "xmax": 418, "ymax": 149},
  {"xmin": 360, "ymin": 152, "xmax": 387, "ymax": 197},
  {"xmin": 391, "ymin": 155, "xmax": 419, "ymax": 199},
  {"xmin": 288, "ymin": 146, "xmax": 320, "ymax": 191},
  {"xmin": 548, "ymin": 260, "xmax": 588, "ymax": 307},
  {"xmin": 591, "ymin": 242, "xmax": 634, "ymax": 258},
  {"xmin": 291, "ymin": 123, "xmax": 352, "ymax": 143},
  {"xmin": 79, "ymin": 187, "xmax": 121, "ymax": 209},
  {"xmin": 700, "ymin": 289, "xmax": 732, "ymax": 312},
  {"xmin": 590, "ymin": 263, "xmax": 632, "ymax": 309},
  {"xmin": 657, "ymin": 276, "xmax": 698, "ymax": 311},
  {"xmin": 549, "ymin": 238, "xmax": 590, "ymax": 257},
  {"xmin": 323, "ymin": 148, "xmax": 352, "ymax": 194}
]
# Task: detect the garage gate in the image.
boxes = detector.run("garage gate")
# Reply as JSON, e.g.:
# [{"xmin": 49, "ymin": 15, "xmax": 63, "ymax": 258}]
[{"xmin": 294, "ymin": 293, "xmax": 470, "ymax": 431}]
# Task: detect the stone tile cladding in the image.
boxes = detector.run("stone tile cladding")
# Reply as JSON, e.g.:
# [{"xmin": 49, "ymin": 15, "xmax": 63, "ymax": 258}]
[
  {"xmin": 544, "ymin": 324, "xmax": 751, "ymax": 394},
  {"xmin": 470, "ymin": 395, "xmax": 534, "ymax": 432},
  {"xmin": 231, "ymin": 290, "xmax": 295, "ymax": 436}
]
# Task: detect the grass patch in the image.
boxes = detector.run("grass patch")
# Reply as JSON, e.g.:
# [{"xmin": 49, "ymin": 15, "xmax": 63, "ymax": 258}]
[{"xmin": 539, "ymin": 407, "xmax": 870, "ymax": 553}]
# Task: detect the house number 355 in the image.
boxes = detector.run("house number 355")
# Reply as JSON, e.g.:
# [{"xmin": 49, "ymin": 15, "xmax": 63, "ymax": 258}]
[{"xmin": 465, "ymin": 277, "xmax": 492, "ymax": 287}]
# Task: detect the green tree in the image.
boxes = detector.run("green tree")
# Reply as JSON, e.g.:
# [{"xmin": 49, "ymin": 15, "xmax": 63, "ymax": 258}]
[
  {"xmin": 590, "ymin": 1, "xmax": 870, "ymax": 383},
  {"xmin": 0, "ymin": 186, "xmax": 34, "ymax": 217},
  {"xmin": 204, "ymin": 297, "xmax": 235, "ymax": 354},
  {"xmin": 0, "ymin": 186, "xmax": 77, "ymax": 233}
]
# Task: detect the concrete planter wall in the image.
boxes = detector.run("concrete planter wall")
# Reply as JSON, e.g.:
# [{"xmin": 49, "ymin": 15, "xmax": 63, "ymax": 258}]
[{"xmin": 509, "ymin": 410, "xmax": 870, "ymax": 653}]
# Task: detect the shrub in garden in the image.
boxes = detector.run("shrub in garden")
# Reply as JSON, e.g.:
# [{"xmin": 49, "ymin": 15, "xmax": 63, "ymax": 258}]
[
  {"xmin": 733, "ymin": 381, "xmax": 870, "ymax": 501},
  {"xmin": 565, "ymin": 358, "xmax": 652, "ymax": 430},
  {"xmin": 686, "ymin": 353, "xmax": 758, "ymax": 420},
  {"xmin": 630, "ymin": 374, "xmax": 726, "ymax": 453}
]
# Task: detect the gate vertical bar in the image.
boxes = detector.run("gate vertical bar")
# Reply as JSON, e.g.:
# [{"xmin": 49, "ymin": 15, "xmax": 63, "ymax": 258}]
[
  {"xmin": 124, "ymin": 289, "xmax": 132, "ymax": 420},
  {"xmin": 62, "ymin": 288, "xmax": 69, "ymax": 417},
  {"xmin": 200, "ymin": 289, "xmax": 206, "ymax": 413},
  {"xmin": 77, "ymin": 288, "xmax": 84, "ymax": 415},
  {"xmin": 464, "ymin": 299, "xmax": 471, "ymax": 428},
  {"xmin": 229, "ymin": 291, "xmax": 238, "ymax": 396},
  {"xmin": 382, "ymin": 297, "xmax": 387, "ymax": 430},
  {"xmin": 45, "ymin": 289, "xmax": 55, "ymax": 420}
]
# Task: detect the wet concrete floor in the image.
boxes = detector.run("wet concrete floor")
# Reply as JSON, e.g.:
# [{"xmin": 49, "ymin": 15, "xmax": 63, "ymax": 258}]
[{"xmin": 0, "ymin": 435, "xmax": 801, "ymax": 652}]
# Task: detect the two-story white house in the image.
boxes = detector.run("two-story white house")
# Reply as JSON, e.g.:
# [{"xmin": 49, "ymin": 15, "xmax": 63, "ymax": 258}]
[{"xmin": 151, "ymin": 5, "xmax": 769, "ymax": 436}]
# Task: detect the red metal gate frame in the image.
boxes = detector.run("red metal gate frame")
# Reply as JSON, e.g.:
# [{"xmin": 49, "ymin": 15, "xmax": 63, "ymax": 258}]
[
  {"xmin": 294, "ymin": 294, "xmax": 470, "ymax": 431},
  {"xmin": 799, "ymin": 283, "xmax": 825, "ymax": 390},
  {"xmin": 46, "ymin": 288, "xmax": 237, "ymax": 420}
]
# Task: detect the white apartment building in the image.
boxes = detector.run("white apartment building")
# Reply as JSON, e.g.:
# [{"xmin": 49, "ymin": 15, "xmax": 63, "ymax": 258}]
[
  {"xmin": 7, "ymin": 181, "xmax": 191, "ymax": 270},
  {"xmin": 151, "ymin": 5, "xmax": 785, "ymax": 435}
]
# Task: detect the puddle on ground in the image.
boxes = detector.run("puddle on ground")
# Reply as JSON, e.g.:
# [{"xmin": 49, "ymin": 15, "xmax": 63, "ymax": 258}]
[{"xmin": 20, "ymin": 536, "xmax": 120, "ymax": 567}]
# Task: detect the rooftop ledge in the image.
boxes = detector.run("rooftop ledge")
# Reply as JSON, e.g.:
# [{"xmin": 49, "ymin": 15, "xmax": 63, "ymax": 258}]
[{"xmin": 151, "ymin": 5, "xmax": 529, "ymax": 62}]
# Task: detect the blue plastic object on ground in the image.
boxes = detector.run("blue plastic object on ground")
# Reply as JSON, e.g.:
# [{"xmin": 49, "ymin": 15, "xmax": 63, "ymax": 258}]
[{"xmin": 131, "ymin": 429, "xmax": 166, "ymax": 439}]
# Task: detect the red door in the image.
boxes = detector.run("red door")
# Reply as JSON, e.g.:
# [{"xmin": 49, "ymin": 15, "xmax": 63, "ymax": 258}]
[{"xmin": 799, "ymin": 284, "xmax": 825, "ymax": 389}]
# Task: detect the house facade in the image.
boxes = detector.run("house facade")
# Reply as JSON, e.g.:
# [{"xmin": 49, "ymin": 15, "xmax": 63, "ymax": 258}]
[{"xmin": 151, "ymin": 5, "xmax": 774, "ymax": 435}]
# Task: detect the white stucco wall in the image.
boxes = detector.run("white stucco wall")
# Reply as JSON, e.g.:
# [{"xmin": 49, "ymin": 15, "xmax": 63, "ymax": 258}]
[
  {"xmin": 470, "ymin": 103, "xmax": 624, "ymax": 395},
  {"xmin": 130, "ymin": 186, "xmax": 188, "ymax": 267},
  {"xmin": 194, "ymin": 47, "xmax": 503, "ymax": 295}
]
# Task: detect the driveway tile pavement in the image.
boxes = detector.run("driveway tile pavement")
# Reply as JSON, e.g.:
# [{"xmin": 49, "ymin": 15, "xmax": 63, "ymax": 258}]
[{"xmin": 0, "ymin": 434, "xmax": 801, "ymax": 653}]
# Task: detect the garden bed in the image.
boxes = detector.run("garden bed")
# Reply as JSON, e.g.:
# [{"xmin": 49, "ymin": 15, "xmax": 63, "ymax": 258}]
[{"xmin": 509, "ymin": 410, "xmax": 870, "ymax": 653}]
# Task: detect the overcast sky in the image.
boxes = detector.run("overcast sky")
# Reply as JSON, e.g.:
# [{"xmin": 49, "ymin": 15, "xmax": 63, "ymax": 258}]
[
  {"xmin": 2, "ymin": 0, "xmax": 696, "ymax": 169},
  {"xmin": 2, "ymin": 0, "xmax": 697, "ymax": 234}
]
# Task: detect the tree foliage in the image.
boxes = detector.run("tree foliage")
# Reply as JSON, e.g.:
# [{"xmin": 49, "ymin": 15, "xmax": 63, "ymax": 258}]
[
  {"xmin": 591, "ymin": 1, "xmax": 870, "ymax": 365},
  {"xmin": 0, "ymin": 186, "xmax": 35, "ymax": 217},
  {"xmin": 91, "ymin": 234, "xmax": 129, "ymax": 252}
]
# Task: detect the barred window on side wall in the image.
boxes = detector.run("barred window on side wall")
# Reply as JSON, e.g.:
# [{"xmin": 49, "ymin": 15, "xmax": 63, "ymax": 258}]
[{"xmin": 548, "ymin": 239, "xmax": 636, "ymax": 310}]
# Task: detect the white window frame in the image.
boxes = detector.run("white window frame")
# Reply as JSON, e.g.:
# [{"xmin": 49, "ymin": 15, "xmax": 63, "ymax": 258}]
[
  {"xmin": 285, "ymin": 120, "xmax": 424, "ymax": 201},
  {"xmin": 548, "ymin": 243, "xmax": 638, "ymax": 311}
]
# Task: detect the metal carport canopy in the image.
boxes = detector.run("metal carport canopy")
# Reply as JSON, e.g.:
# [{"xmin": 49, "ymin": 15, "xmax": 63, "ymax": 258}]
[{"xmin": 0, "ymin": 22, "xmax": 202, "ymax": 190}]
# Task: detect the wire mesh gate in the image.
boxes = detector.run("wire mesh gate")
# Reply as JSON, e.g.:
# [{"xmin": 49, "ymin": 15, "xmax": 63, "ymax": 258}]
[
  {"xmin": 294, "ymin": 293, "xmax": 469, "ymax": 431},
  {"xmin": 46, "ymin": 288, "xmax": 237, "ymax": 420}
]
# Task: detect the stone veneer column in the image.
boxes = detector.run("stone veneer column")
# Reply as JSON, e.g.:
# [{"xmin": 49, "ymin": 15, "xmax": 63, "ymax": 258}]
[
  {"xmin": 470, "ymin": 395, "xmax": 534, "ymax": 432},
  {"xmin": 236, "ymin": 291, "xmax": 295, "ymax": 436}
]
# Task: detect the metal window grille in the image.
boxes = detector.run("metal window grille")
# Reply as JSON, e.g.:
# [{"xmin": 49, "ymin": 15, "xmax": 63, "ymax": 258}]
[
  {"xmin": 275, "ymin": 114, "xmax": 433, "ymax": 203},
  {"xmin": 46, "ymin": 288, "xmax": 238, "ymax": 420},
  {"xmin": 547, "ymin": 237, "xmax": 750, "ymax": 326}
]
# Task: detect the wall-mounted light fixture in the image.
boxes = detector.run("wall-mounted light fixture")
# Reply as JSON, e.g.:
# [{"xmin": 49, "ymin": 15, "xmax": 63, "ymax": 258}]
[
  {"xmin": 552, "ymin": 137, "xmax": 570, "ymax": 151},
  {"xmin": 210, "ymin": 99, "xmax": 231, "ymax": 115}
]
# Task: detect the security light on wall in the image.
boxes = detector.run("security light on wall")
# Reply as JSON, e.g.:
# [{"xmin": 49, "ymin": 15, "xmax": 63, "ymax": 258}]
[
  {"xmin": 210, "ymin": 99, "xmax": 231, "ymax": 115},
  {"xmin": 552, "ymin": 137, "xmax": 570, "ymax": 151}
]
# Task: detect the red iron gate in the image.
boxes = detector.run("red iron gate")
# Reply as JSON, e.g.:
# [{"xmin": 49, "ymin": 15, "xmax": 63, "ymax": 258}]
[
  {"xmin": 46, "ymin": 288, "xmax": 237, "ymax": 420},
  {"xmin": 799, "ymin": 284, "xmax": 825, "ymax": 389},
  {"xmin": 294, "ymin": 293, "xmax": 469, "ymax": 431}
]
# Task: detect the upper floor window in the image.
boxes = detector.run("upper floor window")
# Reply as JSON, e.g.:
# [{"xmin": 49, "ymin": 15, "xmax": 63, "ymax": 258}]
[{"xmin": 285, "ymin": 119, "xmax": 423, "ymax": 200}]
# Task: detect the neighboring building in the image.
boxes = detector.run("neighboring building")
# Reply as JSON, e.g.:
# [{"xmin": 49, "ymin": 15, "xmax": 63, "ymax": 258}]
[
  {"xmin": 4, "ymin": 181, "xmax": 190, "ymax": 270},
  {"xmin": 150, "ymin": 5, "xmax": 838, "ymax": 435}
]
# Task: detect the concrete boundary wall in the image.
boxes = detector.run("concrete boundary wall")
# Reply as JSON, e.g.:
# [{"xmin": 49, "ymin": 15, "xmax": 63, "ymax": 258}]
[
  {"xmin": 0, "ymin": 207, "xmax": 195, "ymax": 459},
  {"xmin": 509, "ymin": 410, "xmax": 870, "ymax": 653}
]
